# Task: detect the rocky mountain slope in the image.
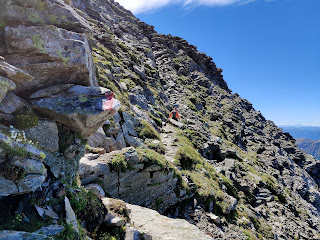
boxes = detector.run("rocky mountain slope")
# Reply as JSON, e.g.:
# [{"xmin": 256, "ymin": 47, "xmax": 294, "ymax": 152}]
[
  {"xmin": 296, "ymin": 138, "xmax": 320, "ymax": 160},
  {"xmin": 0, "ymin": 0, "xmax": 319, "ymax": 239}
]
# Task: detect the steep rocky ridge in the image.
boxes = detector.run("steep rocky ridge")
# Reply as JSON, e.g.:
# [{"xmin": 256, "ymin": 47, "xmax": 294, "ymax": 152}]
[{"xmin": 0, "ymin": 0, "xmax": 319, "ymax": 239}]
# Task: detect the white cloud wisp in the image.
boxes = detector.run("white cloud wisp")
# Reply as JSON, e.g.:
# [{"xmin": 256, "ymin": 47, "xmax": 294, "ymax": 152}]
[{"xmin": 115, "ymin": 0, "xmax": 256, "ymax": 14}]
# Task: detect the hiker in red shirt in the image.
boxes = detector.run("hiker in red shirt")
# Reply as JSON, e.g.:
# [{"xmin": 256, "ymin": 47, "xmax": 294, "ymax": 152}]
[{"xmin": 169, "ymin": 107, "xmax": 181, "ymax": 121}]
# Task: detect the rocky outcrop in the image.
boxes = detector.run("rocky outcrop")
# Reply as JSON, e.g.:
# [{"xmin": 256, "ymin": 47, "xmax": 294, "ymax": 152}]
[
  {"xmin": 80, "ymin": 148, "xmax": 187, "ymax": 213},
  {"xmin": 1, "ymin": 1, "xmax": 97, "ymax": 97},
  {"xmin": 31, "ymin": 85, "xmax": 120, "ymax": 138},
  {"xmin": 0, "ymin": 131, "xmax": 47, "ymax": 197}
]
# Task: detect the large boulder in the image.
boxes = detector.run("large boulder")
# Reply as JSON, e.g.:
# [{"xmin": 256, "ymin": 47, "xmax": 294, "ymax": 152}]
[
  {"xmin": 31, "ymin": 85, "xmax": 120, "ymax": 138},
  {"xmin": 5, "ymin": 25, "xmax": 97, "ymax": 97}
]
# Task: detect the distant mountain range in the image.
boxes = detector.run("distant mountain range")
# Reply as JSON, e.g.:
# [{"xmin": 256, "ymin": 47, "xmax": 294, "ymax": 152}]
[
  {"xmin": 296, "ymin": 138, "xmax": 320, "ymax": 160},
  {"xmin": 280, "ymin": 125, "xmax": 320, "ymax": 141}
]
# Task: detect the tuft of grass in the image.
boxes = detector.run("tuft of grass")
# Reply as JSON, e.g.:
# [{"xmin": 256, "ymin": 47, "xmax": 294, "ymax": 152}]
[
  {"xmin": 110, "ymin": 154, "xmax": 133, "ymax": 173},
  {"xmin": 145, "ymin": 140, "xmax": 165, "ymax": 154},
  {"xmin": 174, "ymin": 132, "xmax": 203, "ymax": 170},
  {"xmin": 175, "ymin": 145, "xmax": 202, "ymax": 170},
  {"xmin": 138, "ymin": 120, "xmax": 160, "ymax": 140},
  {"xmin": 148, "ymin": 113, "xmax": 162, "ymax": 127},
  {"xmin": 137, "ymin": 148, "xmax": 173, "ymax": 172},
  {"xmin": 0, "ymin": 141, "xmax": 32, "ymax": 158}
]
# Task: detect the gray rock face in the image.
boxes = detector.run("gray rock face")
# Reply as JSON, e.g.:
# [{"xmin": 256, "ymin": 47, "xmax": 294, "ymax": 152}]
[
  {"xmin": 0, "ymin": 177, "xmax": 19, "ymax": 197},
  {"xmin": 126, "ymin": 203, "xmax": 213, "ymax": 240},
  {"xmin": 125, "ymin": 227, "xmax": 142, "ymax": 240},
  {"xmin": 0, "ymin": 131, "xmax": 47, "ymax": 197},
  {"xmin": 121, "ymin": 112, "xmax": 144, "ymax": 148},
  {"xmin": 17, "ymin": 174, "xmax": 46, "ymax": 193},
  {"xmin": 80, "ymin": 149, "xmax": 184, "ymax": 213},
  {"xmin": 67, "ymin": 85, "xmax": 112, "ymax": 96},
  {"xmin": 35, "ymin": 205, "xmax": 59, "ymax": 220},
  {"xmin": 5, "ymin": 25, "xmax": 97, "ymax": 95},
  {"xmin": 0, "ymin": 91, "xmax": 26, "ymax": 114},
  {"xmin": 116, "ymin": 129, "xmax": 127, "ymax": 149},
  {"xmin": 87, "ymin": 127, "xmax": 108, "ymax": 148},
  {"xmin": 87, "ymin": 127, "xmax": 120, "ymax": 153},
  {"xmin": 29, "ymin": 84, "xmax": 75, "ymax": 99},
  {"xmin": 44, "ymin": 148, "xmax": 84, "ymax": 185},
  {"xmin": 25, "ymin": 120, "xmax": 59, "ymax": 152},
  {"xmin": 0, "ymin": 0, "xmax": 319, "ymax": 239},
  {"xmin": 31, "ymin": 85, "xmax": 120, "ymax": 138}
]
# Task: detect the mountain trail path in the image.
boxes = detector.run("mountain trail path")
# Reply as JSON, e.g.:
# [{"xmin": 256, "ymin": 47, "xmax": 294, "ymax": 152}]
[{"xmin": 160, "ymin": 123, "xmax": 179, "ymax": 163}]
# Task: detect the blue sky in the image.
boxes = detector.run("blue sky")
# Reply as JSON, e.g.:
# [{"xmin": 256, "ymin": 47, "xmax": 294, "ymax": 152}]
[{"xmin": 115, "ymin": 0, "xmax": 320, "ymax": 126}]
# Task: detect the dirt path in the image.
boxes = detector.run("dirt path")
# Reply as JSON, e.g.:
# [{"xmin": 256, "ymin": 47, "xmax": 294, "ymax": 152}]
[{"xmin": 160, "ymin": 123, "xmax": 179, "ymax": 163}]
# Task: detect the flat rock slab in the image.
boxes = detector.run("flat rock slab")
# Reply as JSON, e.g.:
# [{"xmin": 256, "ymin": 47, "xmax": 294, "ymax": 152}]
[
  {"xmin": 29, "ymin": 84, "xmax": 75, "ymax": 99},
  {"xmin": 168, "ymin": 118, "xmax": 184, "ymax": 128},
  {"xmin": 126, "ymin": 203, "xmax": 213, "ymax": 240}
]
